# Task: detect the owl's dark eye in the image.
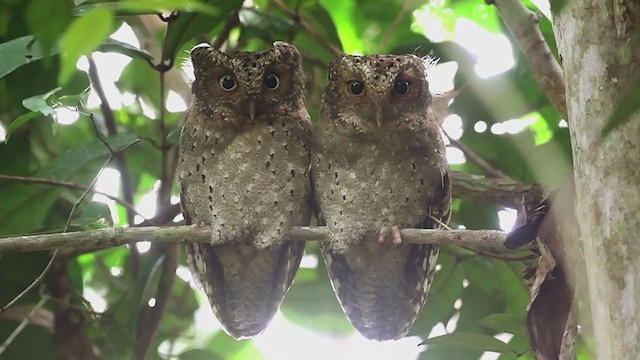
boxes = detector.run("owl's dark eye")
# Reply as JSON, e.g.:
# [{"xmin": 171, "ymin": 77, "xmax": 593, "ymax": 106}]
[
  {"xmin": 219, "ymin": 75, "xmax": 237, "ymax": 91},
  {"xmin": 348, "ymin": 80, "xmax": 365, "ymax": 95},
  {"xmin": 264, "ymin": 74, "xmax": 279, "ymax": 90},
  {"xmin": 393, "ymin": 79, "xmax": 409, "ymax": 95}
]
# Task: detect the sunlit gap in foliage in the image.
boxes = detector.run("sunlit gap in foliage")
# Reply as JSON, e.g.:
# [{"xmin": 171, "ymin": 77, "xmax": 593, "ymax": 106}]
[
  {"xmin": 413, "ymin": 4, "xmax": 515, "ymax": 79},
  {"xmin": 255, "ymin": 313, "xmax": 424, "ymax": 360},
  {"xmin": 167, "ymin": 90, "xmax": 188, "ymax": 112},
  {"xmin": 0, "ymin": 122, "xmax": 6, "ymax": 142},
  {"xmin": 498, "ymin": 208, "xmax": 518, "ymax": 232},
  {"xmin": 479, "ymin": 334, "xmax": 515, "ymax": 360},
  {"xmin": 530, "ymin": 0, "xmax": 552, "ymax": 19},
  {"xmin": 58, "ymin": 23, "xmax": 141, "ymax": 127},
  {"xmin": 93, "ymin": 167, "xmax": 121, "ymax": 224}
]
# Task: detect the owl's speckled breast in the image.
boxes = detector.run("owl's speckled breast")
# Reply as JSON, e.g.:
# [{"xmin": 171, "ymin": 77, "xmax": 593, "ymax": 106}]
[{"xmin": 178, "ymin": 120, "xmax": 311, "ymax": 250}]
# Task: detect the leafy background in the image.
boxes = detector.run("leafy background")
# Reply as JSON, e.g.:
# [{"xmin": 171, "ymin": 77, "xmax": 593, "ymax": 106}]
[{"xmin": 0, "ymin": 0, "xmax": 583, "ymax": 359}]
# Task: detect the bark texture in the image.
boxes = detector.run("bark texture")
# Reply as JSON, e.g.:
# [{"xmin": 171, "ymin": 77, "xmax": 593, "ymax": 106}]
[{"xmin": 553, "ymin": 1, "xmax": 640, "ymax": 358}]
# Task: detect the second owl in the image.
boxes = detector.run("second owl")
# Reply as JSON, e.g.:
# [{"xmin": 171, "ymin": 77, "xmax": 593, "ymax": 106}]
[
  {"xmin": 312, "ymin": 54, "xmax": 452, "ymax": 340},
  {"xmin": 177, "ymin": 42, "xmax": 312, "ymax": 339}
]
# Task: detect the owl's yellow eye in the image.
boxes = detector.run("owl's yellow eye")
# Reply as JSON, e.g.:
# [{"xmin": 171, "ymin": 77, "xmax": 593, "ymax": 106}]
[
  {"xmin": 264, "ymin": 74, "xmax": 279, "ymax": 90},
  {"xmin": 393, "ymin": 79, "xmax": 409, "ymax": 95},
  {"xmin": 219, "ymin": 75, "xmax": 237, "ymax": 91},
  {"xmin": 348, "ymin": 80, "xmax": 364, "ymax": 95}
]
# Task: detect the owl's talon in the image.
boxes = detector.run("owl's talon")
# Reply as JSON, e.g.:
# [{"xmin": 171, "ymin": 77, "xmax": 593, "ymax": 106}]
[
  {"xmin": 391, "ymin": 225, "xmax": 402, "ymax": 245},
  {"xmin": 377, "ymin": 227, "xmax": 388, "ymax": 244},
  {"xmin": 377, "ymin": 225, "xmax": 403, "ymax": 246}
]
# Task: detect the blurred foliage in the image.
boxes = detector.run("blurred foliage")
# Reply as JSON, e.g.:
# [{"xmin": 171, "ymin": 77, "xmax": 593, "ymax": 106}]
[{"xmin": 0, "ymin": 0, "xmax": 582, "ymax": 359}]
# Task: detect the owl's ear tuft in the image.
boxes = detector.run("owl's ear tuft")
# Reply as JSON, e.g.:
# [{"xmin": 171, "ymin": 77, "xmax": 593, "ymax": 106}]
[
  {"xmin": 190, "ymin": 44, "xmax": 220, "ymax": 72},
  {"xmin": 328, "ymin": 54, "xmax": 347, "ymax": 81},
  {"xmin": 273, "ymin": 42, "xmax": 302, "ymax": 64}
]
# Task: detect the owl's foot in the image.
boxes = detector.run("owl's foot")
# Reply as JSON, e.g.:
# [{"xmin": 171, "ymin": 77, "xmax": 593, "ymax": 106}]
[{"xmin": 377, "ymin": 225, "xmax": 403, "ymax": 246}]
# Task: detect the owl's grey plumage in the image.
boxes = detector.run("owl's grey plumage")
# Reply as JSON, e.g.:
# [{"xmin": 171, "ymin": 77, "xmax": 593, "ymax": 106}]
[
  {"xmin": 177, "ymin": 42, "xmax": 312, "ymax": 339},
  {"xmin": 311, "ymin": 54, "xmax": 451, "ymax": 341}
]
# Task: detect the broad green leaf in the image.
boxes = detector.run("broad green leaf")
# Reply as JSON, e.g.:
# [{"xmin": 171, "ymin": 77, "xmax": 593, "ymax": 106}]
[
  {"xmin": 117, "ymin": 0, "xmax": 222, "ymax": 16},
  {"xmin": 421, "ymin": 332, "xmax": 519, "ymax": 354},
  {"xmin": 22, "ymin": 87, "xmax": 62, "ymax": 116},
  {"xmin": 6, "ymin": 111, "xmax": 39, "ymax": 141},
  {"xmin": 71, "ymin": 201, "xmax": 113, "ymax": 228},
  {"xmin": 179, "ymin": 349, "xmax": 225, "ymax": 360},
  {"xmin": 238, "ymin": 8, "xmax": 295, "ymax": 39},
  {"xmin": 0, "ymin": 36, "xmax": 59, "ymax": 79},
  {"xmin": 161, "ymin": 0, "xmax": 243, "ymax": 62},
  {"xmin": 0, "ymin": 134, "xmax": 138, "ymax": 235},
  {"xmin": 98, "ymin": 38, "xmax": 154, "ymax": 63},
  {"xmin": 25, "ymin": 0, "xmax": 72, "ymax": 53},
  {"xmin": 75, "ymin": 0, "xmax": 222, "ymax": 16},
  {"xmin": 59, "ymin": 7, "xmax": 114, "ymax": 85},
  {"xmin": 480, "ymin": 313, "xmax": 527, "ymax": 336}
]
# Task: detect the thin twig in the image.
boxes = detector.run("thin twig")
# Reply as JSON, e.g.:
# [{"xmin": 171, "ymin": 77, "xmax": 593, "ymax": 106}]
[
  {"xmin": 491, "ymin": 0, "xmax": 568, "ymax": 120},
  {"xmin": 87, "ymin": 56, "xmax": 137, "ymax": 225},
  {"xmin": 0, "ymin": 226, "xmax": 530, "ymax": 253},
  {"xmin": 460, "ymin": 245, "xmax": 537, "ymax": 261},
  {"xmin": 0, "ymin": 138, "xmax": 139, "ymax": 313},
  {"xmin": 376, "ymin": 0, "xmax": 414, "ymax": 53},
  {"xmin": 211, "ymin": 11, "xmax": 240, "ymax": 50},
  {"xmin": 444, "ymin": 131, "xmax": 513, "ymax": 180},
  {"xmin": 271, "ymin": 0, "xmax": 342, "ymax": 55},
  {"xmin": 0, "ymin": 296, "xmax": 49, "ymax": 355},
  {"xmin": 0, "ymin": 175, "xmax": 141, "ymax": 217}
]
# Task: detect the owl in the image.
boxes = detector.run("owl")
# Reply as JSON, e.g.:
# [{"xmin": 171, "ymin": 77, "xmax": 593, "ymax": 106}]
[
  {"xmin": 311, "ymin": 54, "xmax": 451, "ymax": 341},
  {"xmin": 177, "ymin": 42, "xmax": 312, "ymax": 339}
]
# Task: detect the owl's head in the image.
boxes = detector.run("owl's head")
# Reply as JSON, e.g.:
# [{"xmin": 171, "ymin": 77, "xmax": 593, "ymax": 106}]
[
  {"xmin": 190, "ymin": 42, "xmax": 304, "ymax": 123},
  {"xmin": 323, "ymin": 54, "xmax": 434, "ymax": 130}
]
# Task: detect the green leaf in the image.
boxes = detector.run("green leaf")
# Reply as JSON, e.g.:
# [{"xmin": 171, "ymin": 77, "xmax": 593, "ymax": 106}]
[
  {"xmin": 6, "ymin": 111, "xmax": 40, "ymax": 141},
  {"xmin": 116, "ymin": 0, "xmax": 222, "ymax": 16},
  {"xmin": 71, "ymin": 201, "xmax": 113, "ymax": 228},
  {"xmin": 22, "ymin": 87, "xmax": 62, "ymax": 116},
  {"xmin": 161, "ymin": 0, "xmax": 243, "ymax": 62},
  {"xmin": 0, "ymin": 36, "xmax": 59, "ymax": 79},
  {"xmin": 480, "ymin": 313, "xmax": 527, "ymax": 336},
  {"xmin": 601, "ymin": 82, "xmax": 640, "ymax": 138},
  {"xmin": 59, "ymin": 7, "xmax": 114, "ymax": 85},
  {"xmin": 167, "ymin": 126, "xmax": 181, "ymax": 145},
  {"xmin": 25, "ymin": 0, "xmax": 72, "ymax": 53},
  {"xmin": 0, "ymin": 134, "xmax": 138, "ymax": 236},
  {"xmin": 421, "ymin": 332, "xmax": 519, "ymax": 354},
  {"xmin": 98, "ymin": 38, "xmax": 154, "ymax": 63},
  {"xmin": 179, "ymin": 349, "xmax": 225, "ymax": 360}
]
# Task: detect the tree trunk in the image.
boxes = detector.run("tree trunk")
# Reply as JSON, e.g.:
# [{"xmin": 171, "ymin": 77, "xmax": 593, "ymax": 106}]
[{"xmin": 553, "ymin": 2, "xmax": 640, "ymax": 359}]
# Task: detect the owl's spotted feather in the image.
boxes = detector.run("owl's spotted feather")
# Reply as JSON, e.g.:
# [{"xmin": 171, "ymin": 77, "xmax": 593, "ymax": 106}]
[
  {"xmin": 311, "ymin": 54, "xmax": 451, "ymax": 340},
  {"xmin": 177, "ymin": 42, "xmax": 311, "ymax": 339}
]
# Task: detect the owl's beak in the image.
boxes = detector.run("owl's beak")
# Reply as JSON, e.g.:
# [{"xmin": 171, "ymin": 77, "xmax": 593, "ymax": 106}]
[
  {"xmin": 375, "ymin": 107, "xmax": 383, "ymax": 128},
  {"xmin": 248, "ymin": 101, "xmax": 256, "ymax": 122}
]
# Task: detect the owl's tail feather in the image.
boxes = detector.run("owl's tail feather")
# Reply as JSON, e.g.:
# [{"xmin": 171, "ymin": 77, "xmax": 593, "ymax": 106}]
[
  {"xmin": 185, "ymin": 240, "xmax": 304, "ymax": 339},
  {"xmin": 323, "ymin": 242, "xmax": 438, "ymax": 341}
]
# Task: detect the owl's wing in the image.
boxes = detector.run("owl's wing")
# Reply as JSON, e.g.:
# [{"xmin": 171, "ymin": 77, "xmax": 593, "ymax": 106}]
[
  {"xmin": 184, "ymin": 239, "xmax": 305, "ymax": 339},
  {"xmin": 181, "ymin": 173, "xmax": 310, "ymax": 339},
  {"xmin": 323, "ymin": 170, "xmax": 451, "ymax": 341}
]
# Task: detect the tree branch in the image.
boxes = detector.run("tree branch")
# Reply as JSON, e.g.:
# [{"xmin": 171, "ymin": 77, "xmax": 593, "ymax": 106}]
[
  {"xmin": 87, "ymin": 56, "xmax": 137, "ymax": 225},
  {"xmin": 492, "ymin": 0, "xmax": 568, "ymax": 120},
  {"xmin": 450, "ymin": 171, "xmax": 544, "ymax": 211},
  {"xmin": 0, "ymin": 225, "xmax": 530, "ymax": 253},
  {"xmin": 270, "ymin": 0, "xmax": 342, "ymax": 56},
  {"xmin": 0, "ymin": 174, "xmax": 141, "ymax": 217}
]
